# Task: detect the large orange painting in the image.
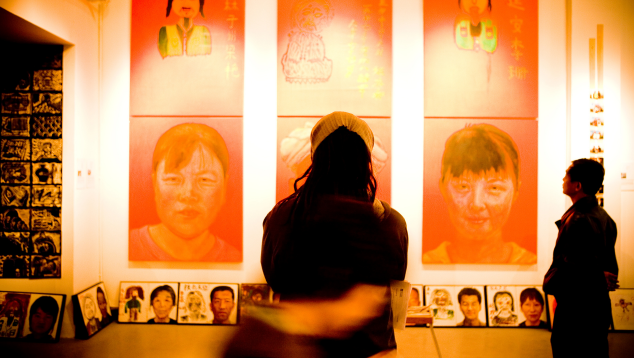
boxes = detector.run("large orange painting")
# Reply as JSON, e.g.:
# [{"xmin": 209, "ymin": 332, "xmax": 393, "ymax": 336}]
[
  {"xmin": 423, "ymin": 119, "xmax": 537, "ymax": 265},
  {"xmin": 129, "ymin": 117, "xmax": 243, "ymax": 262},
  {"xmin": 277, "ymin": 0, "xmax": 392, "ymax": 117},
  {"xmin": 276, "ymin": 117, "xmax": 391, "ymax": 203},
  {"xmin": 424, "ymin": 0, "xmax": 538, "ymax": 118},
  {"xmin": 130, "ymin": 0, "xmax": 245, "ymax": 116}
]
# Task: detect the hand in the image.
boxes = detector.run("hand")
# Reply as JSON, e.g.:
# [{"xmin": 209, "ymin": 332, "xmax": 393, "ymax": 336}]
[{"xmin": 604, "ymin": 271, "xmax": 620, "ymax": 291}]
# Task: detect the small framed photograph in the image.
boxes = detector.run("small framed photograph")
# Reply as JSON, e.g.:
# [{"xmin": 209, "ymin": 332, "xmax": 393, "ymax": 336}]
[
  {"xmin": 424, "ymin": 285, "xmax": 457, "ymax": 327},
  {"xmin": 486, "ymin": 286, "xmax": 520, "ymax": 327},
  {"xmin": 118, "ymin": 282, "xmax": 178, "ymax": 324},
  {"xmin": 30, "ymin": 255, "xmax": 60, "ymax": 278},
  {"xmin": 454, "ymin": 286, "xmax": 486, "ymax": 327},
  {"xmin": 178, "ymin": 282, "xmax": 240, "ymax": 325},
  {"xmin": 0, "ymin": 255, "xmax": 30, "ymax": 278},
  {"xmin": 610, "ymin": 289, "xmax": 634, "ymax": 331},
  {"xmin": 0, "ymin": 291, "xmax": 66, "ymax": 342},
  {"xmin": 516, "ymin": 286, "xmax": 548, "ymax": 328},
  {"xmin": 72, "ymin": 282, "xmax": 113, "ymax": 339},
  {"xmin": 177, "ymin": 283, "xmax": 214, "ymax": 324},
  {"xmin": 408, "ymin": 285, "xmax": 423, "ymax": 309},
  {"xmin": 240, "ymin": 284, "xmax": 272, "ymax": 318}
]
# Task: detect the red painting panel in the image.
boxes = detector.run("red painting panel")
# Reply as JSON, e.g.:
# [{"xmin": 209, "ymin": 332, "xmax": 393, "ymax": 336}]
[
  {"xmin": 130, "ymin": 0, "xmax": 245, "ymax": 116},
  {"xmin": 423, "ymin": 118, "xmax": 537, "ymax": 264},
  {"xmin": 424, "ymin": 0, "xmax": 538, "ymax": 118},
  {"xmin": 278, "ymin": 0, "xmax": 392, "ymax": 117},
  {"xmin": 276, "ymin": 117, "xmax": 391, "ymax": 203},
  {"xmin": 129, "ymin": 117, "xmax": 243, "ymax": 262}
]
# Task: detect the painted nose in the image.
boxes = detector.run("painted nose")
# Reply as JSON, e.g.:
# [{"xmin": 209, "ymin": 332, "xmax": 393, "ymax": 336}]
[{"xmin": 470, "ymin": 186, "xmax": 486, "ymax": 210}]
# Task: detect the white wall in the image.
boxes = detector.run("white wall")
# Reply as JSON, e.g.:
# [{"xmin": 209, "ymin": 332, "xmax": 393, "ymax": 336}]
[
  {"xmin": 0, "ymin": 0, "xmax": 101, "ymax": 338},
  {"xmin": 3, "ymin": 0, "xmax": 633, "ymax": 338}
]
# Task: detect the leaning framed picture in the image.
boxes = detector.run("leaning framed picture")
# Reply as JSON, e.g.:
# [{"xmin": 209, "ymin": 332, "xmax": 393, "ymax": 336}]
[
  {"xmin": 0, "ymin": 291, "xmax": 66, "ymax": 342},
  {"xmin": 486, "ymin": 286, "xmax": 520, "ymax": 327},
  {"xmin": 118, "ymin": 282, "xmax": 179, "ymax": 324},
  {"xmin": 239, "ymin": 284, "xmax": 272, "ymax": 318},
  {"xmin": 177, "ymin": 283, "xmax": 239, "ymax": 325},
  {"xmin": 610, "ymin": 289, "xmax": 634, "ymax": 331},
  {"xmin": 424, "ymin": 285, "xmax": 457, "ymax": 327},
  {"xmin": 72, "ymin": 282, "xmax": 113, "ymax": 339}
]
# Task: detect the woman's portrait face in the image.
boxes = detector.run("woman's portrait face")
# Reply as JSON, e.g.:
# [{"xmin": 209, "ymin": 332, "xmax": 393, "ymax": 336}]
[
  {"xmin": 154, "ymin": 145, "xmax": 226, "ymax": 240},
  {"xmin": 521, "ymin": 298, "xmax": 543, "ymax": 324},
  {"xmin": 187, "ymin": 294, "xmax": 203, "ymax": 314},
  {"xmin": 172, "ymin": 0, "xmax": 200, "ymax": 19},
  {"xmin": 435, "ymin": 292, "xmax": 449, "ymax": 306},
  {"xmin": 31, "ymin": 308, "xmax": 55, "ymax": 335},
  {"xmin": 441, "ymin": 169, "xmax": 516, "ymax": 242},
  {"xmin": 152, "ymin": 291, "xmax": 174, "ymax": 320},
  {"xmin": 496, "ymin": 294, "xmax": 512, "ymax": 313},
  {"xmin": 97, "ymin": 292, "xmax": 108, "ymax": 314},
  {"xmin": 296, "ymin": 1, "xmax": 328, "ymax": 33}
]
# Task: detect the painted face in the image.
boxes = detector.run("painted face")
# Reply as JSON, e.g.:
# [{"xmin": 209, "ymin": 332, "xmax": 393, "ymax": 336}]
[
  {"xmin": 460, "ymin": 295, "xmax": 481, "ymax": 320},
  {"xmin": 152, "ymin": 291, "xmax": 174, "ymax": 320},
  {"xmin": 154, "ymin": 146, "xmax": 226, "ymax": 240},
  {"xmin": 251, "ymin": 293, "xmax": 263, "ymax": 302},
  {"xmin": 435, "ymin": 292, "xmax": 448, "ymax": 306},
  {"xmin": 441, "ymin": 169, "xmax": 516, "ymax": 242},
  {"xmin": 7, "ymin": 302, "xmax": 20, "ymax": 317},
  {"xmin": 30, "ymin": 308, "xmax": 55, "ymax": 335},
  {"xmin": 97, "ymin": 292, "xmax": 108, "ymax": 314},
  {"xmin": 187, "ymin": 294, "xmax": 203, "ymax": 313},
  {"xmin": 84, "ymin": 298, "xmax": 96, "ymax": 320},
  {"xmin": 296, "ymin": 2, "xmax": 328, "ymax": 32},
  {"xmin": 172, "ymin": 0, "xmax": 200, "ymax": 19},
  {"xmin": 408, "ymin": 289, "xmax": 420, "ymax": 307},
  {"xmin": 496, "ymin": 294, "xmax": 512, "ymax": 313},
  {"xmin": 211, "ymin": 290, "xmax": 234, "ymax": 323},
  {"xmin": 520, "ymin": 298, "xmax": 543, "ymax": 324}
]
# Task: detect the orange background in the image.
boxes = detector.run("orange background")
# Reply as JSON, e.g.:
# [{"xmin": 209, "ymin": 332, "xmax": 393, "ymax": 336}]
[
  {"xmin": 129, "ymin": 117, "xmax": 243, "ymax": 257},
  {"xmin": 422, "ymin": 119, "xmax": 538, "ymax": 260},
  {"xmin": 277, "ymin": 0, "xmax": 392, "ymax": 117},
  {"xmin": 275, "ymin": 117, "xmax": 391, "ymax": 204},
  {"xmin": 424, "ymin": 0, "xmax": 538, "ymax": 118},
  {"xmin": 130, "ymin": 0, "xmax": 245, "ymax": 116}
]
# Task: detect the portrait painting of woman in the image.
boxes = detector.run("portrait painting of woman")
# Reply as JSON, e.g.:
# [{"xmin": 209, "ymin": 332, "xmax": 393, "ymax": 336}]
[
  {"xmin": 423, "ymin": 119, "xmax": 537, "ymax": 265},
  {"xmin": 129, "ymin": 118, "xmax": 242, "ymax": 262}
]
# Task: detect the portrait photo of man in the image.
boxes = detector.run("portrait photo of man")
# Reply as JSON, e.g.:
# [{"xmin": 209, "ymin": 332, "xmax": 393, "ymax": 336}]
[
  {"xmin": 210, "ymin": 285, "xmax": 236, "ymax": 325},
  {"xmin": 456, "ymin": 287, "xmax": 485, "ymax": 327}
]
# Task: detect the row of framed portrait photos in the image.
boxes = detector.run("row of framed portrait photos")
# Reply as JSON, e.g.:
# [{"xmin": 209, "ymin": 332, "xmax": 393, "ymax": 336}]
[
  {"xmin": 409, "ymin": 285, "xmax": 634, "ymax": 331},
  {"xmin": 2, "ymin": 283, "xmax": 632, "ymax": 343}
]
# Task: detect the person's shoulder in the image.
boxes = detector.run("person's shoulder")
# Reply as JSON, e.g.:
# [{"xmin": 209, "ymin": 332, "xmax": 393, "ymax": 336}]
[
  {"xmin": 423, "ymin": 242, "xmax": 452, "ymax": 264},
  {"xmin": 264, "ymin": 197, "xmax": 297, "ymax": 226},
  {"xmin": 507, "ymin": 242, "xmax": 537, "ymax": 265},
  {"xmin": 379, "ymin": 200, "xmax": 407, "ymax": 226}
]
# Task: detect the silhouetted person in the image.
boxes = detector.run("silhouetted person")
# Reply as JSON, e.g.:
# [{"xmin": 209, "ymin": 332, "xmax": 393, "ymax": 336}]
[{"xmin": 544, "ymin": 159, "xmax": 619, "ymax": 357}]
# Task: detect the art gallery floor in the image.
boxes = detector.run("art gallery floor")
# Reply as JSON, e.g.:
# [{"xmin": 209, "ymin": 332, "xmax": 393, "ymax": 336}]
[{"xmin": 3, "ymin": 323, "xmax": 634, "ymax": 358}]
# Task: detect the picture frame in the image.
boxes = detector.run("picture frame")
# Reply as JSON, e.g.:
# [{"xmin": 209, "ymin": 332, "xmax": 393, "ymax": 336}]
[
  {"xmin": 515, "ymin": 286, "xmax": 548, "ymax": 328},
  {"xmin": 177, "ymin": 283, "xmax": 239, "ymax": 325},
  {"xmin": 72, "ymin": 282, "xmax": 113, "ymax": 339},
  {"xmin": 239, "ymin": 284, "xmax": 272, "ymax": 318},
  {"xmin": 610, "ymin": 289, "xmax": 634, "ymax": 331},
  {"xmin": 0, "ymin": 290, "xmax": 66, "ymax": 342},
  {"xmin": 424, "ymin": 285, "xmax": 457, "ymax": 327},
  {"xmin": 117, "ymin": 282, "xmax": 179, "ymax": 324},
  {"xmin": 486, "ymin": 286, "xmax": 520, "ymax": 327},
  {"xmin": 454, "ymin": 286, "xmax": 487, "ymax": 327}
]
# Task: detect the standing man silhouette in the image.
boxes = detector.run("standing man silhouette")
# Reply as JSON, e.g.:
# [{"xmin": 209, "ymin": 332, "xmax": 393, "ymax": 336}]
[{"xmin": 544, "ymin": 159, "xmax": 619, "ymax": 357}]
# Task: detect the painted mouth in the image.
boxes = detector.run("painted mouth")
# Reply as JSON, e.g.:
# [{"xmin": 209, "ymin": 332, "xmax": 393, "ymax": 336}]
[{"xmin": 177, "ymin": 209, "xmax": 200, "ymax": 219}]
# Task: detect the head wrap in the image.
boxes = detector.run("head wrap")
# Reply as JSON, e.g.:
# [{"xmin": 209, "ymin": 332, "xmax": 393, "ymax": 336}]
[{"xmin": 310, "ymin": 111, "xmax": 374, "ymax": 156}]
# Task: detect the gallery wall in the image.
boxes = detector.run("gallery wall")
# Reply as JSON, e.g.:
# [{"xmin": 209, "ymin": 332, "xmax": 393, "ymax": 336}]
[
  {"xmin": 0, "ymin": 0, "xmax": 101, "ymax": 338},
  {"xmin": 1, "ymin": 0, "xmax": 634, "ymax": 339}
]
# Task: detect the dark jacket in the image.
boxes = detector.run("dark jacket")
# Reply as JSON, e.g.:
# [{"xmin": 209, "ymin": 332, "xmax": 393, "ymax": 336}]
[
  {"xmin": 261, "ymin": 196, "xmax": 408, "ymax": 357},
  {"xmin": 543, "ymin": 196, "xmax": 618, "ymax": 297}
]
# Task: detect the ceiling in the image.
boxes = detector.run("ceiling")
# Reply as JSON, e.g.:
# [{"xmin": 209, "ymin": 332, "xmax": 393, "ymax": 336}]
[{"xmin": 0, "ymin": 7, "xmax": 71, "ymax": 45}]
